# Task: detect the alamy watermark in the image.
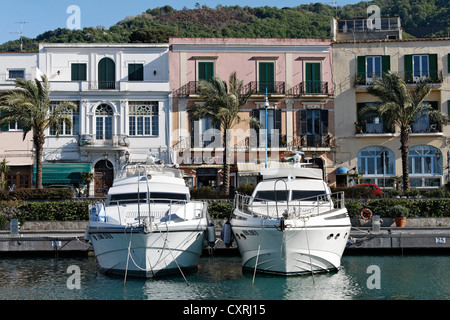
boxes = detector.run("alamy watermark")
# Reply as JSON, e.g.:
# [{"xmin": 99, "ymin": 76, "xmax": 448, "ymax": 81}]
[
  {"xmin": 67, "ymin": 265, "xmax": 81, "ymax": 290},
  {"xmin": 366, "ymin": 265, "xmax": 381, "ymax": 289},
  {"xmin": 67, "ymin": 5, "xmax": 81, "ymax": 30}
]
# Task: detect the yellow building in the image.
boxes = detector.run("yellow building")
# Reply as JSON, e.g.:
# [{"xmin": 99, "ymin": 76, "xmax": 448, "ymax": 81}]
[{"xmin": 333, "ymin": 33, "xmax": 450, "ymax": 189}]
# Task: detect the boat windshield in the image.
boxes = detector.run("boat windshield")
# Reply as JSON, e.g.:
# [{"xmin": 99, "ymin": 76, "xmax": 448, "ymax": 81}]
[
  {"xmin": 254, "ymin": 190, "xmax": 288, "ymax": 202},
  {"xmin": 108, "ymin": 192, "xmax": 188, "ymax": 205},
  {"xmin": 291, "ymin": 190, "xmax": 328, "ymax": 201}
]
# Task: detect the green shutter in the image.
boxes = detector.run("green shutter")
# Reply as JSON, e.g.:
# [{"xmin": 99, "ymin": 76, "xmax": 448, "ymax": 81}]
[
  {"xmin": 428, "ymin": 54, "xmax": 438, "ymax": 81},
  {"xmin": 320, "ymin": 109, "xmax": 329, "ymax": 135},
  {"xmin": 0, "ymin": 110, "xmax": 8, "ymax": 132},
  {"xmin": 382, "ymin": 55, "xmax": 390, "ymax": 73},
  {"xmin": 448, "ymin": 101, "xmax": 450, "ymax": 124},
  {"xmin": 98, "ymin": 58, "xmax": 115, "ymax": 89},
  {"xmin": 404, "ymin": 55, "xmax": 413, "ymax": 83},
  {"xmin": 71, "ymin": 64, "xmax": 86, "ymax": 81},
  {"xmin": 305, "ymin": 62, "xmax": 321, "ymax": 93},
  {"xmin": 259, "ymin": 62, "xmax": 274, "ymax": 93},
  {"xmin": 198, "ymin": 62, "xmax": 214, "ymax": 81},
  {"xmin": 357, "ymin": 56, "xmax": 366, "ymax": 84},
  {"xmin": 128, "ymin": 64, "xmax": 143, "ymax": 81},
  {"xmin": 299, "ymin": 110, "xmax": 307, "ymax": 135},
  {"xmin": 448, "ymin": 54, "xmax": 450, "ymax": 73}
]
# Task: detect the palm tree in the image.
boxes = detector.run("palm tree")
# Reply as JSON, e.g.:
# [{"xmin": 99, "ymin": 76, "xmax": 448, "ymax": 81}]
[
  {"xmin": 0, "ymin": 158, "xmax": 10, "ymax": 190},
  {"xmin": 188, "ymin": 72, "xmax": 257, "ymax": 196},
  {"xmin": 0, "ymin": 75, "xmax": 77, "ymax": 189},
  {"xmin": 81, "ymin": 171, "xmax": 94, "ymax": 198},
  {"xmin": 363, "ymin": 71, "xmax": 447, "ymax": 191}
]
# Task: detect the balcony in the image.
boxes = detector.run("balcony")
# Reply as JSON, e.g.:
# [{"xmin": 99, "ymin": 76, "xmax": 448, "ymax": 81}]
[
  {"xmin": 241, "ymin": 81, "xmax": 286, "ymax": 95},
  {"xmin": 355, "ymin": 121, "xmax": 395, "ymax": 136},
  {"xmin": 173, "ymin": 81, "xmax": 286, "ymax": 98},
  {"xmin": 88, "ymin": 81, "xmax": 117, "ymax": 90},
  {"xmin": 287, "ymin": 134, "xmax": 334, "ymax": 150},
  {"xmin": 79, "ymin": 134, "xmax": 130, "ymax": 149},
  {"xmin": 354, "ymin": 71, "xmax": 443, "ymax": 88},
  {"xmin": 287, "ymin": 81, "xmax": 330, "ymax": 97}
]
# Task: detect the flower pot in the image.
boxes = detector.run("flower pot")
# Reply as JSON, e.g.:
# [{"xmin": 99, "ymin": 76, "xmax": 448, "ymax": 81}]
[{"xmin": 394, "ymin": 217, "xmax": 406, "ymax": 227}]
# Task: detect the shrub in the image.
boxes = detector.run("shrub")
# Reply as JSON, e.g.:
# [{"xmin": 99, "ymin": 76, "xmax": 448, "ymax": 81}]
[
  {"xmin": 389, "ymin": 205, "xmax": 410, "ymax": 218},
  {"xmin": 207, "ymin": 201, "xmax": 232, "ymax": 219},
  {"xmin": 190, "ymin": 187, "xmax": 227, "ymax": 199},
  {"xmin": 0, "ymin": 188, "xmax": 73, "ymax": 201}
]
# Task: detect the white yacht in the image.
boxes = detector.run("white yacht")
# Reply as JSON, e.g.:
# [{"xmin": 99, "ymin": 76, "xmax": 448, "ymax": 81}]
[
  {"xmin": 231, "ymin": 163, "xmax": 351, "ymax": 276},
  {"xmin": 86, "ymin": 165, "xmax": 214, "ymax": 278}
]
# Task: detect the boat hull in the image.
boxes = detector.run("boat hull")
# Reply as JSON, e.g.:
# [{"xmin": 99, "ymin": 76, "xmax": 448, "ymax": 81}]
[
  {"xmin": 231, "ymin": 210, "xmax": 351, "ymax": 275},
  {"xmin": 88, "ymin": 227, "xmax": 206, "ymax": 278}
]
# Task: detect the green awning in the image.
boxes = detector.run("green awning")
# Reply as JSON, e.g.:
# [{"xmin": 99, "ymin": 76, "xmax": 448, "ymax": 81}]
[{"xmin": 33, "ymin": 162, "xmax": 92, "ymax": 184}]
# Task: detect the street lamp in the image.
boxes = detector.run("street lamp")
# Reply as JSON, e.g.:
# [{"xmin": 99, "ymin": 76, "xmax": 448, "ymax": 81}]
[{"xmin": 265, "ymin": 88, "xmax": 269, "ymax": 169}]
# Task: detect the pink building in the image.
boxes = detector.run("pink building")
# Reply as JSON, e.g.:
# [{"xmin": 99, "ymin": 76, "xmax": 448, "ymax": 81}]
[{"xmin": 170, "ymin": 38, "xmax": 336, "ymax": 188}]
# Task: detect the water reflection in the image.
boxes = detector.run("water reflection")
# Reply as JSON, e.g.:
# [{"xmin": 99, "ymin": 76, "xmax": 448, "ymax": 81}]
[{"xmin": 0, "ymin": 255, "xmax": 449, "ymax": 300}]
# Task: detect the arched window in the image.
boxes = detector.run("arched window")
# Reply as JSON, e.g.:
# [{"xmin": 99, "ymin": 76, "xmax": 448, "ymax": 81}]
[
  {"xmin": 358, "ymin": 146, "xmax": 394, "ymax": 176},
  {"xmin": 95, "ymin": 104, "xmax": 113, "ymax": 140},
  {"xmin": 357, "ymin": 146, "xmax": 395, "ymax": 187},
  {"xmin": 409, "ymin": 145, "xmax": 442, "ymax": 187},
  {"xmin": 98, "ymin": 58, "xmax": 115, "ymax": 89}
]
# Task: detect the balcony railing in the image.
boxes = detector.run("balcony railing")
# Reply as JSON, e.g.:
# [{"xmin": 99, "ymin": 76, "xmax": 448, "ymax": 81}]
[
  {"xmin": 173, "ymin": 81, "xmax": 286, "ymax": 98},
  {"xmin": 79, "ymin": 134, "xmax": 129, "ymax": 147},
  {"xmin": 88, "ymin": 81, "xmax": 117, "ymax": 90},
  {"xmin": 354, "ymin": 71, "xmax": 443, "ymax": 86},
  {"xmin": 287, "ymin": 81, "xmax": 330, "ymax": 96},
  {"xmin": 287, "ymin": 134, "xmax": 334, "ymax": 149},
  {"xmin": 241, "ymin": 81, "xmax": 286, "ymax": 95}
]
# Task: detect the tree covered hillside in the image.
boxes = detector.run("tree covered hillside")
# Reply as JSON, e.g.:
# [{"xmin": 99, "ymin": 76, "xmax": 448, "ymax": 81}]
[{"xmin": 1, "ymin": 0, "xmax": 448, "ymax": 52}]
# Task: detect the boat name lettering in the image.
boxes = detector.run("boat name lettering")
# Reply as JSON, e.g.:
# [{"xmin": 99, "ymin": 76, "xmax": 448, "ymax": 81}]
[
  {"xmin": 435, "ymin": 237, "xmax": 446, "ymax": 244},
  {"xmin": 242, "ymin": 230, "xmax": 259, "ymax": 236}
]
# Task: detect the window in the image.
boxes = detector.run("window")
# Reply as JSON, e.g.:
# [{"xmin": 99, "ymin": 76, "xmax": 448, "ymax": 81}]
[
  {"xmin": 357, "ymin": 55, "xmax": 390, "ymax": 85},
  {"xmin": 411, "ymin": 101, "xmax": 439, "ymax": 133},
  {"xmin": 98, "ymin": 58, "xmax": 116, "ymax": 89},
  {"xmin": 96, "ymin": 104, "xmax": 113, "ymax": 140},
  {"xmin": 299, "ymin": 109, "xmax": 329, "ymax": 146},
  {"xmin": 8, "ymin": 69, "xmax": 25, "ymax": 79},
  {"xmin": 404, "ymin": 54, "xmax": 438, "ymax": 83},
  {"xmin": 409, "ymin": 145, "xmax": 442, "ymax": 175},
  {"xmin": 305, "ymin": 62, "xmax": 322, "ymax": 93},
  {"xmin": 409, "ymin": 145, "xmax": 442, "ymax": 188},
  {"xmin": 71, "ymin": 63, "xmax": 87, "ymax": 81},
  {"xmin": 259, "ymin": 62, "xmax": 275, "ymax": 93},
  {"xmin": 366, "ymin": 56, "xmax": 382, "ymax": 82},
  {"xmin": 49, "ymin": 101, "xmax": 80, "ymax": 136},
  {"xmin": 129, "ymin": 102, "xmax": 158, "ymax": 136},
  {"xmin": 357, "ymin": 146, "xmax": 394, "ymax": 176},
  {"xmin": 252, "ymin": 108, "xmax": 282, "ymax": 147},
  {"xmin": 191, "ymin": 116, "xmax": 220, "ymax": 147},
  {"xmin": 198, "ymin": 62, "xmax": 214, "ymax": 81},
  {"xmin": 128, "ymin": 64, "xmax": 144, "ymax": 81},
  {"xmin": 357, "ymin": 102, "xmax": 393, "ymax": 134}
]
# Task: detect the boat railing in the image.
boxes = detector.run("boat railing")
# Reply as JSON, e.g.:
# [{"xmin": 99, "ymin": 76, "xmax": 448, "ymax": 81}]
[
  {"xmin": 93, "ymin": 198, "xmax": 204, "ymax": 225},
  {"xmin": 234, "ymin": 191, "xmax": 345, "ymax": 219}
]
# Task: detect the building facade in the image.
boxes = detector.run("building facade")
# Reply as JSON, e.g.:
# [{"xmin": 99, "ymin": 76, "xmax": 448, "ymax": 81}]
[
  {"xmin": 1, "ymin": 44, "xmax": 172, "ymax": 196},
  {"xmin": 333, "ymin": 33, "xmax": 450, "ymax": 189},
  {"xmin": 0, "ymin": 52, "xmax": 38, "ymax": 190},
  {"xmin": 170, "ymin": 37, "xmax": 335, "ymax": 189}
]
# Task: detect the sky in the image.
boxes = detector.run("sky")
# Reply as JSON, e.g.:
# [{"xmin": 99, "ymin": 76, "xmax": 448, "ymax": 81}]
[{"xmin": 0, "ymin": 0, "xmax": 363, "ymax": 45}]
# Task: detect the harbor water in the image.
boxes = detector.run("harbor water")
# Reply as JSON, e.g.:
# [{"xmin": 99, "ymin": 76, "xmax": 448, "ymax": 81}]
[{"xmin": 0, "ymin": 254, "xmax": 449, "ymax": 300}]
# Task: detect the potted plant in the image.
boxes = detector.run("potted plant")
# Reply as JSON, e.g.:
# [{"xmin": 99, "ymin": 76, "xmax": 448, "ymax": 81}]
[{"xmin": 389, "ymin": 205, "xmax": 410, "ymax": 227}]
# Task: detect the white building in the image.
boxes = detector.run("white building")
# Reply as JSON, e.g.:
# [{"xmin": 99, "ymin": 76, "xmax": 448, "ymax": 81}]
[{"xmin": 1, "ymin": 44, "xmax": 172, "ymax": 196}]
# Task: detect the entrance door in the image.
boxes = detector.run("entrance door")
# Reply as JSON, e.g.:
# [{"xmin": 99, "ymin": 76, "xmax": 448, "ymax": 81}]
[
  {"xmin": 94, "ymin": 160, "xmax": 114, "ymax": 197},
  {"xmin": 98, "ymin": 58, "xmax": 115, "ymax": 89}
]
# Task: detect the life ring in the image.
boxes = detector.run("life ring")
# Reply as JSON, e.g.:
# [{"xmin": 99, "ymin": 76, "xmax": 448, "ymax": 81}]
[{"xmin": 360, "ymin": 208, "xmax": 373, "ymax": 220}]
